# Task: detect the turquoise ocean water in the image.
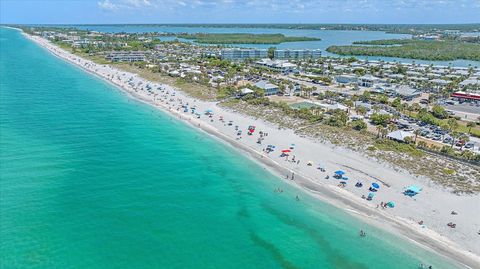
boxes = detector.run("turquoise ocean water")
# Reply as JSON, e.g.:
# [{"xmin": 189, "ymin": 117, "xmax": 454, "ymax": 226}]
[{"xmin": 0, "ymin": 27, "xmax": 462, "ymax": 269}]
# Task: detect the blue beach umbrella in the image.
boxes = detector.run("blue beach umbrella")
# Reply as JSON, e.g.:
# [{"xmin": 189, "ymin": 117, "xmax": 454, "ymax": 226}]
[
  {"xmin": 372, "ymin": 183, "xmax": 380, "ymax": 189},
  {"xmin": 205, "ymin": 109, "xmax": 213, "ymax": 113},
  {"xmin": 334, "ymin": 170, "xmax": 345, "ymax": 175}
]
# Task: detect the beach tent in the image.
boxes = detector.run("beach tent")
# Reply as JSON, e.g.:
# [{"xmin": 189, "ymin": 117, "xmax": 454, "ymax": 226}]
[
  {"xmin": 371, "ymin": 183, "xmax": 380, "ymax": 189},
  {"xmin": 404, "ymin": 185, "xmax": 422, "ymax": 197},
  {"xmin": 406, "ymin": 185, "xmax": 421, "ymax": 193}
]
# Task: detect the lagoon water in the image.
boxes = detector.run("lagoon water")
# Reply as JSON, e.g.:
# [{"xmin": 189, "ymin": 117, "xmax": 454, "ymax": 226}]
[
  {"xmin": 0, "ymin": 27, "xmax": 462, "ymax": 268},
  {"xmin": 73, "ymin": 24, "xmax": 480, "ymax": 68}
]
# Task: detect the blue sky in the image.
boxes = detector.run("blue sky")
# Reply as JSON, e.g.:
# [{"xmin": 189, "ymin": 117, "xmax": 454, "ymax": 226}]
[{"xmin": 1, "ymin": 0, "xmax": 480, "ymax": 24}]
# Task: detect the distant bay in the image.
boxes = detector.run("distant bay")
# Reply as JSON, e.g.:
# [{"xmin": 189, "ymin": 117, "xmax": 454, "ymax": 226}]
[{"xmin": 69, "ymin": 24, "xmax": 480, "ymax": 67}]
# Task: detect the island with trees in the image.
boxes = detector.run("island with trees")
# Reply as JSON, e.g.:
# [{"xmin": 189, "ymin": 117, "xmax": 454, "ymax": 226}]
[{"xmin": 326, "ymin": 39, "xmax": 480, "ymax": 61}]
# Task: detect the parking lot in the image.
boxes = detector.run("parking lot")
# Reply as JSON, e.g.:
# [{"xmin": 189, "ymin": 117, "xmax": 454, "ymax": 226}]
[{"xmin": 443, "ymin": 103, "xmax": 480, "ymax": 121}]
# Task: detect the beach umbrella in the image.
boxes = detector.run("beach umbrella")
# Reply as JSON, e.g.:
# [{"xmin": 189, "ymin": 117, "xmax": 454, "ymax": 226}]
[
  {"xmin": 372, "ymin": 183, "xmax": 380, "ymax": 189},
  {"xmin": 340, "ymin": 181, "xmax": 347, "ymax": 185},
  {"xmin": 205, "ymin": 109, "xmax": 213, "ymax": 113},
  {"xmin": 387, "ymin": 202, "xmax": 395, "ymax": 208},
  {"xmin": 334, "ymin": 170, "xmax": 345, "ymax": 175},
  {"xmin": 281, "ymin": 149, "xmax": 291, "ymax": 153},
  {"xmin": 341, "ymin": 176, "xmax": 349, "ymax": 180}
]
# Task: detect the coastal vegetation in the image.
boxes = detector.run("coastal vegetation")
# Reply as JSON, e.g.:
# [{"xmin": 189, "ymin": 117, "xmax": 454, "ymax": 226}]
[
  {"xmin": 176, "ymin": 33, "xmax": 320, "ymax": 44},
  {"xmin": 326, "ymin": 39, "xmax": 480, "ymax": 61},
  {"xmin": 150, "ymin": 23, "xmax": 480, "ymax": 34},
  {"xmin": 221, "ymin": 98, "xmax": 480, "ymax": 193}
]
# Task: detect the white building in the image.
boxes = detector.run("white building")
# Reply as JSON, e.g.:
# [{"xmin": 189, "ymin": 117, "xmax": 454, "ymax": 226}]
[
  {"xmin": 255, "ymin": 59, "xmax": 298, "ymax": 73},
  {"xmin": 394, "ymin": 85, "xmax": 421, "ymax": 100},
  {"xmin": 221, "ymin": 49, "xmax": 268, "ymax": 60},
  {"xmin": 255, "ymin": 80, "xmax": 279, "ymax": 96},
  {"xmin": 358, "ymin": 75, "xmax": 379, "ymax": 87},
  {"xmin": 336, "ymin": 74, "xmax": 357, "ymax": 84},
  {"xmin": 274, "ymin": 49, "xmax": 321, "ymax": 59},
  {"xmin": 105, "ymin": 51, "xmax": 147, "ymax": 62}
]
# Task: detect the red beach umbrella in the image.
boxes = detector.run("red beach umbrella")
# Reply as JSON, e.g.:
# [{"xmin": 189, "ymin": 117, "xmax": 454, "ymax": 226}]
[{"xmin": 282, "ymin": 149, "xmax": 291, "ymax": 153}]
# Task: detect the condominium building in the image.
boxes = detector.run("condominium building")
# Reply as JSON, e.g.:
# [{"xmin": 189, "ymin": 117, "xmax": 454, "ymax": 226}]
[
  {"xmin": 273, "ymin": 49, "xmax": 321, "ymax": 59},
  {"xmin": 221, "ymin": 49, "xmax": 268, "ymax": 60},
  {"xmin": 105, "ymin": 51, "xmax": 147, "ymax": 62}
]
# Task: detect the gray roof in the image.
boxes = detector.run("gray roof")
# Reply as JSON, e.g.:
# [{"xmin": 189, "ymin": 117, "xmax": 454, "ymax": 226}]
[
  {"xmin": 395, "ymin": 85, "xmax": 420, "ymax": 97},
  {"xmin": 255, "ymin": 80, "xmax": 278, "ymax": 90},
  {"xmin": 387, "ymin": 130, "xmax": 413, "ymax": 141}
]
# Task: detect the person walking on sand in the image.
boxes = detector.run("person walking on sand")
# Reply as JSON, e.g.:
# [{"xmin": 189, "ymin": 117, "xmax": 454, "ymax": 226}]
[{"xmin": 291, "ymin": 172, "xmax": 295, "ymax": 180}]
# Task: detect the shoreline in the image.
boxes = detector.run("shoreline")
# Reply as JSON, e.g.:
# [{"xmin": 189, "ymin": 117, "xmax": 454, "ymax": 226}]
[{"xmin": 17, "ymin": 29, "xmax": 480, "ymax": 268}]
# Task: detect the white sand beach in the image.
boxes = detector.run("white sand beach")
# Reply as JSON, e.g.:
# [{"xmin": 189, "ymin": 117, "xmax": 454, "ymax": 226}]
[{"xmin": 23, "ymin": 32, "xmax": 480, "ymax": 268}]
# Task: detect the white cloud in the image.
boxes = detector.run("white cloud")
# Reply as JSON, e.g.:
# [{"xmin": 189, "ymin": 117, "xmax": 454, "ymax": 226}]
[
  {"xmin": 98, "ymin": 0, "xmax": 153, "ymax": 11},
  {"xmin": 123, "ymin": 0, "xmax": 151, "ymax": 8},
  {"xmin": 97, "ymin": 0, "xmax": 480, "ymax": 14},
  {"xmin": 98, "ymin": 0, "xmax": 119, "ymax": 11}
]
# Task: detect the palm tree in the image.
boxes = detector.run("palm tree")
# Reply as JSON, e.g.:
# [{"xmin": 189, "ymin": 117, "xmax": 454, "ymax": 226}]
[
  {"xmin": 344, "ymin": 99, "xmax": 354, "ymax": 114},
  {"xmin": 447, "ymin": 118, "xmax": 459, "ymax": 132},
  {"xmin": 466, "ymin": 121, "xmax": 475, "ymax": 134},
  {"xmin": 458, "ymin": 133, "xmax": 470, "ymax": 151},
  {"xmin": 413, "ymin": 129, "xmax": 421, "ymax": 144},
  {"xmin": 380, "ymin": 127, "xmax": 388, "ymax": 138},
  {"xmin": 450, "ymin": 131, "xmax": 459, "ymax": 149},
  {"xmin": 375, "ymin": 125, "xmax": 383, "ymax": 138},
  {"xmin": 387, "ymin": 123, "xmax": 397, "ymax": 133}
]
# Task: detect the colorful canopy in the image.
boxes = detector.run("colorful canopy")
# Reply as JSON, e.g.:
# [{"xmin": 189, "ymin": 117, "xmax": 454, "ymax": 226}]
[{"xmin": 405, "ymin": 185, "xmax": 421, "ymax": 193}]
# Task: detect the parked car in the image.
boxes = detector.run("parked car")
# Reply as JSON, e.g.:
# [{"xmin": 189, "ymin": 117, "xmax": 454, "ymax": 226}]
[{"xmin": 464, "ymin": 142, "xmax": 474, "ymax": 149}]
